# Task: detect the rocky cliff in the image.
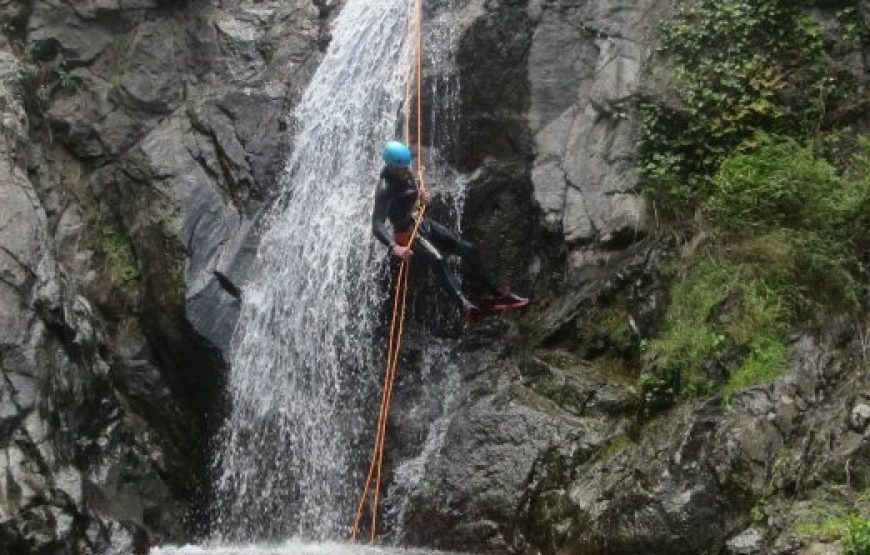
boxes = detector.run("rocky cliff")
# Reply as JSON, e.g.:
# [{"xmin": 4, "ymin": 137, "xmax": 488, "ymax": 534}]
[
  {"xmin": 0, "ymin": 0, "xmax": 867, "ymax": 554},
  {"xmin": 0, "ymin": 0, "xmax": 333, "ymax": 551}
]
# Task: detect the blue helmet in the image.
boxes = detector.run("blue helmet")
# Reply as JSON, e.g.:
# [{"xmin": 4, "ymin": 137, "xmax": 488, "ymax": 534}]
[{"xmin": 382, "ymin": 140, "xmax": 411, "ymax": 167}]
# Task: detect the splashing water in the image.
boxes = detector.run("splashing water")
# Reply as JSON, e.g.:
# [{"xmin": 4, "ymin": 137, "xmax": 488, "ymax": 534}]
[
  {"xmin": 211, "ymin": 0, "xmax": 416, "ymax": 541},
  {"xmin": 206, "ymin": 0, "xmax": 467, "ymax": 546},
  {"xmin": 150, "ymin": 542, "xmax": 456, "ymax": 555}
]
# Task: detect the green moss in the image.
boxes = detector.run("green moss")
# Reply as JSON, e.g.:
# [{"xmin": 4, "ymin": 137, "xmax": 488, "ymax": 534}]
[
  {"xmin": 106, "ymin": 31, "xmax": 135, "ymax": 91},
  {"xmin": 107, "ymin": 70, "xmax": 124, "ymax": 90},
  {"xmin": 640, "ymin": 257, "xmax": 787, "ymax": 411},
  {"xmin": 723, "ymin": 337, "xmax": 787, "ymax": 400},
  {"xmin": 593, "ymin": 304, "xmax": 632, "ymax": 341},
  {"xmin": 588, "ymin": 434, "xmax": 633, "ymax": 466},
  {"xmin": 110, "ymin": 31, "xmax": 134, "ymax": 53},
  {"xmin": 87, "ymin": 216, "xmax": 140, "ymax": 287}
]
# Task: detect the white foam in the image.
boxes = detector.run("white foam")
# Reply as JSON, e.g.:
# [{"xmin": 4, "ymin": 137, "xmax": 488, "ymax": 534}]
[{"xmin": 150, "ymin": 542, "xmax": 454, "ymax": 555}]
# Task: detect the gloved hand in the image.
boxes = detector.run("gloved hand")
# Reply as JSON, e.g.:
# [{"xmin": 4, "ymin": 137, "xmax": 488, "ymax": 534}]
[{"xmin": 391, "ymin": 244, "xmax": 413, "ymax": 261}]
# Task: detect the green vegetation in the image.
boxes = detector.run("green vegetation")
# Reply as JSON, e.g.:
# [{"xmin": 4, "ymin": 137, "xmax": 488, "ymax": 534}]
[
  {"xmin": 87, "ymin": 216, "xmax": 140, "ymax": 287},
  {"xmin": 710, "ymin": 134, "xmax": 869, "ymax": 308},
  {"xmin": 844, "ymin": 514, "xmax": 870, "ymax": 555},
  {"xmin": 106, "ymin": 31, "xmax": 135, "ymax": 91},
  {"xmin": 640, "ymin": 0, "xmax": 831, "ymax": 212},
  {"xmin": 722, "ymin": 337, "xmax": 787, "ymax": 400},
  {"xmin": 836, "ymin": 6, "xmax": 870, "ymax": 44},
  {"xmin": 635, "ymin": 0, "xmax": 870, "ymax": 408},
  {"xmin": 107, "ymin": 70, "xmax": 124, "ymax": 90},
  {"xmin": 797, "ymin": 512, "xmax": 870, "ymax": 554},
  {"xmin": 110, "ymin": 30, "xmax": 134, "ymax": 53},
  {"xmin": 794, "ymin": 486, "xmax": 870, "ymax": 553},
  {"xmin": 18, "ymin": 50, "xmax": 81, "ymax": 113},
  {"xmin": 639, "ymin": 258, "xmax": 787, "ymax": 411}
]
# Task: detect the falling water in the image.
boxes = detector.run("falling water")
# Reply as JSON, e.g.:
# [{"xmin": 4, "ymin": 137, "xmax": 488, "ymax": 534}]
[
  {"xmin": 203, "ymin": 0, "xmax": 469, "ymax": 548},
  {"xmin": 211, "ymin": 0, "xmax": 416, "ymax": 541}
]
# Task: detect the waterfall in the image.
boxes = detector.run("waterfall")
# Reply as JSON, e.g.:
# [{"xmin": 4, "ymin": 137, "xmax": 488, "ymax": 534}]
[
  {"xmin": 211, "ymin": 0, "xmax": 416, "ymax": 541},
  {"xmin": 206, "ymin": 0, "xmax": 465, "ymax": 546}
]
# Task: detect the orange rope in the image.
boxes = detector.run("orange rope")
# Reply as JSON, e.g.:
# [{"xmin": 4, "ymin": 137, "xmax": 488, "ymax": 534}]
[
  {"xmin": 350, "ymin": 0, "xmax": 427, "ymax": 543},
  {"xmin": 415, "ymin": 0, "xmax": 424, "ymax": 188},
  {"xmin": 402, "ymin": 0, "xmax": 414, "ymax": 143},
  {"xmin": 350, "ymin": 261, "xmax": 406, "ymax": 539},
  {"xmin": 369, "ymin": 261, "xmax": 409, "ymax": 541}
]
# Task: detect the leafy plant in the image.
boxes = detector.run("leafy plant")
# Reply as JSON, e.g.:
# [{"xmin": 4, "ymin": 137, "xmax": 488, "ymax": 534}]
[
  {"xmin": 709, "ymin": 134, "xmax": 869, "ymax": 308},
  {"xmin": 843, "ymin": 513, "xmax": 870, "ymax": 555},
  {"xmin": 639, "ymin": 0, "xmax": 831, "ymax": 211},
  {"xmin": 18, "ymin": 50, "xmax": 81, "ymax": 113}
]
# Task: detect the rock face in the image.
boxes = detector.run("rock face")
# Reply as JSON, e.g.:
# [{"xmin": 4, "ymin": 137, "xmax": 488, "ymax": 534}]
[
  {"xmin": 390, "ymin": 2, "xmax": 662, "ymax": 547},
  {"xmin": 1, "ymin": 0, "xmax": 333, "ymax": 551},
  {"xmin": 389, "ymin": 1, "xmax": 870, "ymax": 554},
  {"xmin": 2, "ymin": 0, "xmax": 869, "ymax": 554},
  {"xmin": 0, "ymin": 47, "xmax": 169, "ymax": 555}
]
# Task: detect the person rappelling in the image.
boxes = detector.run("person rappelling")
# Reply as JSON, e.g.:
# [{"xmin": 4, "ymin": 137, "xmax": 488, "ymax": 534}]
[{"xmin": 371, "ymin": 140, "xmax": 529, "ymax": 326}]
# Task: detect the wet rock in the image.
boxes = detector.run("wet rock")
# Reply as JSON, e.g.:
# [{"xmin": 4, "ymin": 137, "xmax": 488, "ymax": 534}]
[
  {"xmin": 727, "ymin": 527, "xmax": 765, "ymax": 554},
  {"xmin": 114, "ymin": 21, "xmax": 184, "ymax": 115},
  {"xmin": 27, "ymin": 0, "xmax": 117, "ymax": 63},
  {"xmin": 4, "ymin": 0, "xmax": 334, "ymax": 550},
  {"xmin": 849, "ymin": 402, "xmax": 870, "ymax": 432},
  {"xmin": 527, "ymin": 0, "xmax": 656, "ymax": 257},
  {"xmin": 398, "ymin": 340, "xmax": 635, "ymax": 552}
]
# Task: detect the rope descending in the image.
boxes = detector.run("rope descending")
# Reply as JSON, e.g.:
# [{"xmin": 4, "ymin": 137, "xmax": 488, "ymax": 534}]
[{"xmin": 349, "ymin": 0, "xmax": 427, "ymax": 543}]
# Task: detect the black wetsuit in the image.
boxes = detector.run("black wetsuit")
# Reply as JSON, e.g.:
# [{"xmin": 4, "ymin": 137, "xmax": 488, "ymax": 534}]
[{"xmin": 371, "ymin": 167, "xmax": 500, "ymax": 307}]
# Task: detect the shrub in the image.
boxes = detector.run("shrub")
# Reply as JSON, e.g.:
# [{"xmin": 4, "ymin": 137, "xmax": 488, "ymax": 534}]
[
  {"xmin": 708, "ymin": 134, "xmax": 869, "ymax": 307},
  {"xmin": 639, "ymin": 0, "xmax": 831, "ymax": 210},
  {"xmin": 708, "ymin": 135, "xmax": 839, "ymax": 231}
]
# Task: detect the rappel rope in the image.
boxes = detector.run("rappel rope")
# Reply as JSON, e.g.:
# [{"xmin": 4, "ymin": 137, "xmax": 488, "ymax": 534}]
[{"xmin": 350, "ymin": 0, "xmax": 428, "ymax": 543}]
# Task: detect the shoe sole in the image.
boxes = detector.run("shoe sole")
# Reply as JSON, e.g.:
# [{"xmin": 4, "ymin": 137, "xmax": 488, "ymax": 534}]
[{"xmin": 492, "ymin": 300, "xmax": 530, "ymax": 312}]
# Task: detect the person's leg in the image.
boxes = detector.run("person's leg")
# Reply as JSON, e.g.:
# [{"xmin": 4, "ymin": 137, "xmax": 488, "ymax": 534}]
[
  {"xmin": 413, "ymin": 224, "xmax": 481, "ymax": 324},
  {"xmin": 427, "ymin": 219, "xmax": 530, "ymax": 310},
  {"xmin": 426, "ymin": 220, "xmax": 501, "ymax": 295}
]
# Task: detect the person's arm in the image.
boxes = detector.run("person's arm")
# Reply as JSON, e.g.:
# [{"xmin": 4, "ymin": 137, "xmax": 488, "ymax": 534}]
[{"xmin": 372, "ymin": 185, "xmax": 395, "ymax": 249}]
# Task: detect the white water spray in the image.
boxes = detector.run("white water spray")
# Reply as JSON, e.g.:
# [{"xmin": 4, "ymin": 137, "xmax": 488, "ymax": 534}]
[
  {"xmin": 211, "ymin": 0, "xmax": 415, "ymax": 541},
  {"xmin": 205, "ymin": 0, "xmax": 466, "ymax": 547}
]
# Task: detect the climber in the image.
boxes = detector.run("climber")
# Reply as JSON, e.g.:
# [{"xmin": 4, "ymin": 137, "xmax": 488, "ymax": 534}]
[{"xmin": 372, "ymin": 140, "xmax": 529, "ymax": 326}]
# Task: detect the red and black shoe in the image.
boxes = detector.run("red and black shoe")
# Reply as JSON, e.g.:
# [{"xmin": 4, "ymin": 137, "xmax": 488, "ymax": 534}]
[
  {"xmin": 492, "ymin": 288, "xmax": 530, "ymax": 311},
  {"xmin": 461, "ymin": 298, "xmax": 482, "ymax": 327}
]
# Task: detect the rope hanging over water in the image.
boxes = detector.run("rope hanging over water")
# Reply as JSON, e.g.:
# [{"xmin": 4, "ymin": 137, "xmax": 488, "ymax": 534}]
[{"xmin": 350, "ymin": 0, "xmax": 428, "ymax": 543}]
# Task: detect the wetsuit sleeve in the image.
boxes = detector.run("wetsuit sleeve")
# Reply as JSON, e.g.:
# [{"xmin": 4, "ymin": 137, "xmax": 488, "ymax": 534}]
[{"xmin": 372, "ymin": 184, "xmax": 395, "ymax": 248}]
